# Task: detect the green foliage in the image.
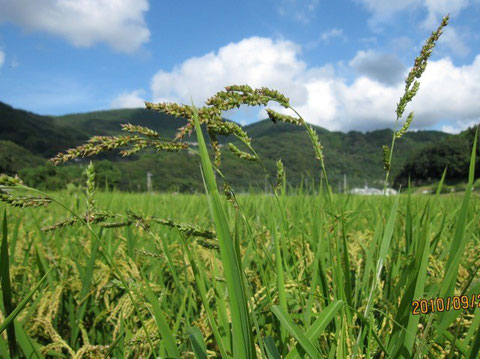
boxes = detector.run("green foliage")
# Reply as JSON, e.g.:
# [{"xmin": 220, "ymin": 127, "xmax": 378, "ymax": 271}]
[
  {"xmin": 0, "ymin": 102, "xmax": 88, "ymax": 157},
  {"xmin": 19, "ymin": 163, "xmax": 83, "ymax": 190},
  {"xmin": 1, "ymin": 99, "xmax": 455, "ymax": 192},
  {"xmin": 2, "ymin": 14, "xmax": 479, "ymax": 359},
  {"xmin": 92, "ymin": 160, "xmax": 122, "ymax": 190},
  {"xmin": 0, "ymin": 141, "xmax": 43, "ymax": 175},
  {"xmin": 383, "ymin": 15, "xmax": 449, "ymax": 189},
  {"xmin": 0, "ymin": 189, "xmax": 478, "ymax": 357},
  {"xmin": 395, "ymin": 125, "xmax": 480, "ymax": 187},
  {"xmin": 53, "ymin": 107, "xmax": 189, "ymax": 138}
]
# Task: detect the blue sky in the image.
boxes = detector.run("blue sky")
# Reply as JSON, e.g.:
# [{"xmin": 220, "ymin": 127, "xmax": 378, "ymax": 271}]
[{"xmin": 0, "ymin": 0, "xmax": 479, "ymax": 133}]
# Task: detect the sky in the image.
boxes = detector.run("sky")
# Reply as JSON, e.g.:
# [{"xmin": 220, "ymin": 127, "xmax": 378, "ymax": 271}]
[{"xmin": 0, "ymin": 0, "xmax": 479, "ymax": 134}]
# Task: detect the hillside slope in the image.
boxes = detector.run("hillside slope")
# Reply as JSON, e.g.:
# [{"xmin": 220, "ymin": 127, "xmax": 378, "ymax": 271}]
[
  {"xmin": 0, "ymin": 101, "xmax": 455, "ymax": 191},
  {"xmin": 0, "ymin": 102, "xmax": 89, "ymax": 157},
  {"xmin": 53, "ymin": 108, "xmax": 189, "ymax": 138}
]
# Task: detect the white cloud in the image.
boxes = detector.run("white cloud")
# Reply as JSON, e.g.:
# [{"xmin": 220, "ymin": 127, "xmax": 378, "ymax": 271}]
[
  {"xmin": 409, "ymin": 56, "xmax": 480, "ymax": 128},
  {"xmin": 111, "ymin": 89, "xmax": 146, "ymax": 109},
  {"xmin": 355, "ymin": 0, "xmax": 472, "ymax": 32},
  {"xmin": 441, "ymin": 120, "xmax": 478, "ymax": 134},
  {"xmin": 354, "ymin": 0, "xmax": 420, "ymax": 17},
  {"xmin": 320, "ymin": 28, "xmax": 344, "ymax": 42},
  {"xmin": 305, "ymin": 28, "xmax": 346, "ymax": 50},
  {"xmin": 0, "ymin": 0, "xmax": 150, "ymax": 53},
  {"xmin": 422, "ymin": 0, "xmax": 469, "ymax": 29},
  {"xmin": 149, "ymin": 36, "xmax": 480, "ymax": 132},
  {"xmin": 277, "ymin": 0, "xmax": 319, "ymax": 24},
  {"xmin": 438, "ymin": 27, "xmax": 470, "ymax": 57},
  {"xmin": 151, "ymin": 37, "xmax": 309, "ymax": 106},
  {"xmin": 9, "ymin": 57, "xmax": 19, "ymax": 69},
  {"xmin": 354, "ymin": 0, "xmax": 422, "ymax": 29},
  {"xmin": 0, "ymin": 50, "xmax": 4, "ymax": 68},
  {"xmin": 349, "ymin": 50, "xmax": 405, "ymax": 85},
  {"xmin": 440, "ymin": 125, "xmax": 459, "ymax": 134},
  {"xmin": 389, "ymin": 36, "xmax": 412, "ymax": 53}
]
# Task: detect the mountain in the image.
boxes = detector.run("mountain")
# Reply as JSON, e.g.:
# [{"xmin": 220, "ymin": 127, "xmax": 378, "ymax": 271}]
[
  {"xmin": 228, "ymin": 121, "xmax": 451, "ymax": 190},
  {"xmin": 53, "ymin": 108, "xmax": 189, "ymax": 138},
  {"xmin": 0, "ymin": 101, "xmax": 456, "ymax": 191},
  {"xmin": 0, "ymin": 102, "xmax": 88, "ymax": 157},
  {"xmin": 395, "ymin": 125, "xmax": 480, "ymax": 187},
  {"xmin": 0, "ymin": 140, "xmax": 44, "ymax": 175}
]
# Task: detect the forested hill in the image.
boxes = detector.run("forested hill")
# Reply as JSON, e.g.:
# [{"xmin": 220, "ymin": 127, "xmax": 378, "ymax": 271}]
[
  {"xmin": 0, "ymin": 101, "xmax": 88, "ymax": 157},
  {"xmin": 0, "ymin": 101, "xmax": 463, "ymax": 191}
]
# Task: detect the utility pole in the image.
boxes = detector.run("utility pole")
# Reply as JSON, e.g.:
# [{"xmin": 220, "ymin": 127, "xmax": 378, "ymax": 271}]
[
  {"xmin": 147, "ymin": 171, "xmax": 152, "ymax": 192},
  {"xmin": 343, "ymin": 173, "xmax": 347, "ymax": 193}
]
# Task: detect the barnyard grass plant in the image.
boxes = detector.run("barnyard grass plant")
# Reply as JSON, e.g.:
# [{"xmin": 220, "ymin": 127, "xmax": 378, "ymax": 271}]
[{"xmin": 2, "ymin": 13, "xmax": 480, "ymax": 359}]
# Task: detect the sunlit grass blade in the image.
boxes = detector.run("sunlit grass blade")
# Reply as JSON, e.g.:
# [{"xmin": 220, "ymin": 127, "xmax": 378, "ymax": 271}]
[
  {"xmin": 104, "ymin": 328, "xmax": 125, "ymax": 359},
  {"xmin": 264, "ymin": 336, "xmax": 281, "ymax": 359},
  {"xmin": 388, "ymin": 203, "xmax": 431, "ymax": 357},
  {"xmin": 286, "ymin": 300, "xmax": 344, "ymax": 359},
  {"xmin": 1, "ymin": 208, "xmax": 16, "ymax": 357},
  {"xmin": 365, "ymin": 201, "xmax": 398, "ymax": 304},
  {"xmin": 193, "ymin": 103, "xmax": 256, "ymax": 359},
  {"xmin": 271, "ymin": 305, "xmax": 321, "ymax": 359},
  {"xmin": 211, "ymin": 252, "xmax": 232, "ymax": 351},
  {"xmin": 0, "ymin": 267, "xmax": 52, "ymax": 334},
  {"xmin": 468, "ymin": 317, "xmax": 480, "ymax": 359},
  {"xmin": 437, "ymin": 326, "xmax": 468, "ymax": 356},
  {"xmin": 14, "ymin": 321, "xmax": 44, "ymax": 359},
  {"xmin": 435, "ymin": 167, "xmax": 448, "ymax": 197},
  {"xmin": 179, "ymin": 232, "xmax": 229, "ymax": 358},
  {"xmin": 188, "ymin": 327, "xmax": 208, "ymax": 359},
  {"xmin": 0, "ymin": 336, "xmax": 9, "ymax": 359},
  {"xmin": 437, "ymin": 128, "xmax": 477, "ymax": 329},
  {"xmin": 143, "ymin": 279, "xmax": 179, "ymax": 358},
  {"xmin": 272, "ymin": 221, "xmax": 287, "ymax": 352},
  {"xmin": 353, "ymin": 197, "xmax": 399, "ymax": 358},
  {"xmin": 71, "ymin": 232, "xmax": 100, "ymax": 347}
]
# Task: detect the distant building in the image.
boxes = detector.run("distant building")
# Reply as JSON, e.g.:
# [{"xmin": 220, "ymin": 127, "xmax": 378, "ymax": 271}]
[{"xmin": 350, "ymin": 185, "xmax": 397, "ymax": 196}]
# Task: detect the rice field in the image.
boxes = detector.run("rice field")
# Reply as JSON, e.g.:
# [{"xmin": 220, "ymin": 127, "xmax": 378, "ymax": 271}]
[
  {"xmin": 2, "ymin": 13, "xmax": 480, "ymax": 359},
  {"xmin": 1, "ymin": 184, "xmax": 480, "ymax": 358}
]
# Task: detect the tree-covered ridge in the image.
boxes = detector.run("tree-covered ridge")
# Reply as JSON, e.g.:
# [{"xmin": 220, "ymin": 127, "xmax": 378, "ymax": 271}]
[
  {"xmin": 0, "ymin": 101, "xmax": 469, "ymax": 191},
  {"xmin": 395, "ymin": 125, "xmax": 480, "ymax": 186},
  {"xmin": 0, "ymin": 102, "xmax": 89, "ymax": 157},
  {"xmin": 0, "ymin": 140, "xmax": 44, "ymax": 175}
]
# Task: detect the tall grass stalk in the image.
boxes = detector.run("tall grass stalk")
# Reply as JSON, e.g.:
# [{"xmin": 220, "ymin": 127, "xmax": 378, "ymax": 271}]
[
  {"xmin": 193, "ymin": 104, "xmax": 257, "ymax": 358},
  {"xmin": 2, "ymin": 13, "xmax": 479, "ymax": 359},
  {"xmin": 383, "ymin": 15, "xmax": 449, "ymax": 191}
]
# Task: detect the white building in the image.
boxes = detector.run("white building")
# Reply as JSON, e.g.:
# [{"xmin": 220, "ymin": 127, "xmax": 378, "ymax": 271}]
[{"xmin": 350, "ymin": 185, "xmax": 397, "ymax": 196}]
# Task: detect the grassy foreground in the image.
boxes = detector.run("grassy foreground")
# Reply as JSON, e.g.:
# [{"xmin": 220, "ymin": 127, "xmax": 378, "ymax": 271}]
[
  {"xmin": 1, "ymin": 189, "xmax": 480, "ymax": 358},
  {"xmin": 2, "ymin": 13, "xmax": 480, "ymax": 359}
]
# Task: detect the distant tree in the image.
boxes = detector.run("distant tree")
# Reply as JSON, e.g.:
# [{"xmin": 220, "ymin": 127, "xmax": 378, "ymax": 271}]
[
  {"xmin": 395, "ymin": 125, "xmax": 479, "ymax": 187},
  {"xmin": 93, "ymin": 160, "xmax": 122, "ymax": 190}
]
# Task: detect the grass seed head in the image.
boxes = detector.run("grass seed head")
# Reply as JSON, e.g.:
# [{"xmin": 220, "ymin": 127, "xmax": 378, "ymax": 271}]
[
  {"xmin": 121, "ymin": 123, "xmax": 160, "ymax": 137},
  {"xmin": 266, "ymin": 108, "xmax": 301, "ymax": 125},
  {"xmin": 382, "ymin": 145, "xmax": 391, "ymax": 171},
  {"xmin": 395, "ymin": 111, "xmax": 414, "ymax": 139},
  {"xmin": 396, "ymin": 14, "xmax": 449, "ymax": 121},
  {"xmin": 85, "ymin": 161, "xmax": 96, "ymax": 216},
  {"xmin": 228, "ymin": 143, "xmax": 257, "ymax": 161},
  {"xmin": 276, "ymin": 159, "xmax": 285, "ymax": 194},
  {"xmin": 0, "ymin": 173, "xmax": 23, "ymax": 186}
]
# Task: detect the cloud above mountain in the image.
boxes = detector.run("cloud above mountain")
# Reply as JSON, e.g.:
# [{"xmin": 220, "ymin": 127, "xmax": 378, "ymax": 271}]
[
  {"xmin": 149, "ymin": 36, "xmax": 480, "ymax": 132},
  {"xmin": 0, "ymin": 0, "xmax": 150, "ymax": 53},
  {"xmin": 348, "ymin": 50, "xmax": 406, "ymax": 85}
]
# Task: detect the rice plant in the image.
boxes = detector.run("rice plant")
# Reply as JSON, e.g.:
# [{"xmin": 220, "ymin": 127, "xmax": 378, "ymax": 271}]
[{"xmin": 1, "ymin": 13, "xmax": 480, "ymax": 359}]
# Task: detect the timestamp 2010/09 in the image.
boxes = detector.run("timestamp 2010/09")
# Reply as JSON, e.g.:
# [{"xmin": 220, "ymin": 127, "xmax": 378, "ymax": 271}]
[{"xmin": 412, "ymin": 294, "xmax": 480, "ymax": 315}]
